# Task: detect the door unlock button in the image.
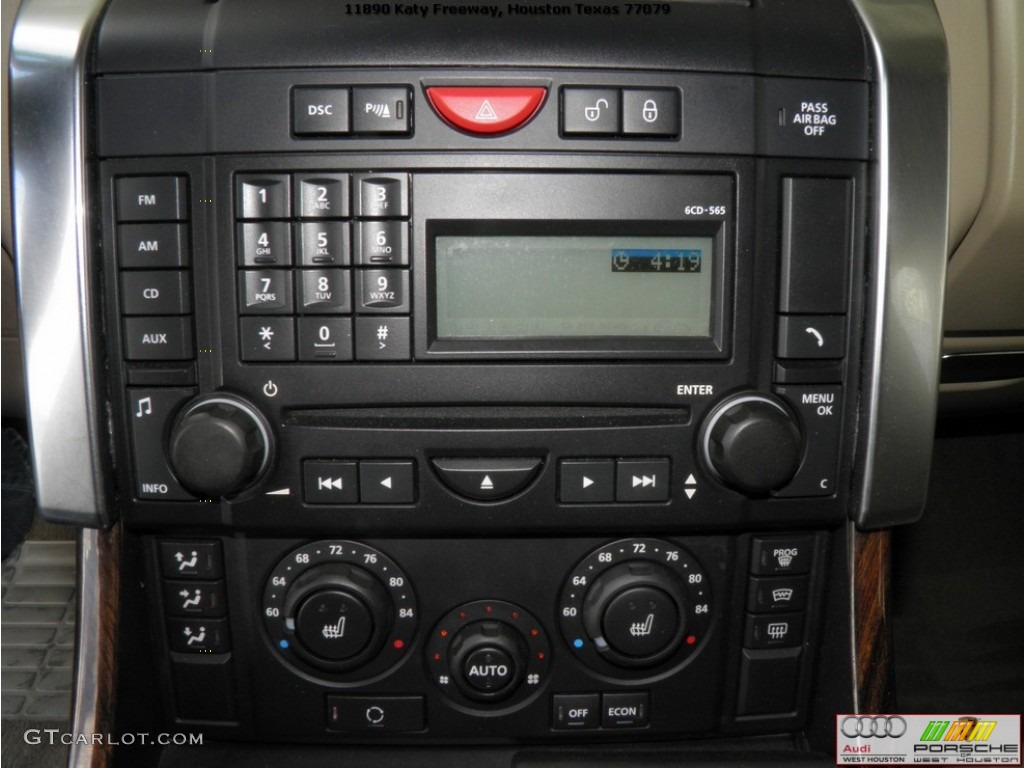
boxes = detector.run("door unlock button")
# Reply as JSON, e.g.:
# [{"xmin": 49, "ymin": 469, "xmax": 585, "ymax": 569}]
[{"xmin": 561, "ymin": 88, "xmax": 620, "ymax": 135}]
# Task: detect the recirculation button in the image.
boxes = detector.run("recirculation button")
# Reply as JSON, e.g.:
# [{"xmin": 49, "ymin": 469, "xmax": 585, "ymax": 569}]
[
  {"xmin": 431, "ymin": 458, "xmax": 542, "ymax": 501},
  {"xmin": 426, "ymin": 87, "xmax": 547, "ymax": 135}
]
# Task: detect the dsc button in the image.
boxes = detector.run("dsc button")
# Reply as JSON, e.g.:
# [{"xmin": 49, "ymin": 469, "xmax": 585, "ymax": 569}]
[{"xmin": 292, "ymin": 87, "xmax": 350, "ymax": 136}]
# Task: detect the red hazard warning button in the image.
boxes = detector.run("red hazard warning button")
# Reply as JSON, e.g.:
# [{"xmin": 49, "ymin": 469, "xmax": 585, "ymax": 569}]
[{"xmin": 426, "ymin": 87, "xmax": 547, "ymax": 135}]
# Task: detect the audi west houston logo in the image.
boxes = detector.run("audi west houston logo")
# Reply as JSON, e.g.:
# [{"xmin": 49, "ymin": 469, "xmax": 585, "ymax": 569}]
[
  {"xmin": 835, "ymin": 713, "xmax": 1021, "ymax": 765},
  {"xmin": 840, "ymin": 715, "xmax": 908, "ymax": 739}
]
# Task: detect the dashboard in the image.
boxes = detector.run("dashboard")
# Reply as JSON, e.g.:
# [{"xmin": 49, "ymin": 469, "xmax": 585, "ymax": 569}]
[{"xmin": 4, "ymin": 0, "xmax": 1020, "ymax": 766}]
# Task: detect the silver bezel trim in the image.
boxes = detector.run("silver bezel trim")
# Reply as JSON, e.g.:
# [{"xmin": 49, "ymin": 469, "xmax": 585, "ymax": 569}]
[
  {"xmin": 849, "ymin": 0, "xmax": 950, "ymax": 528},
  {"xmin": 10, "ymin": 0, "xmax": 111, "ymax": 527}
]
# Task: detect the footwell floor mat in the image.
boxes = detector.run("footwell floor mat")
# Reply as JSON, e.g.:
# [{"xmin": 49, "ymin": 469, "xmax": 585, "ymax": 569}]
[{"xmin": 1, "ymin": 541, "xmax": 76, "ymax": 721}]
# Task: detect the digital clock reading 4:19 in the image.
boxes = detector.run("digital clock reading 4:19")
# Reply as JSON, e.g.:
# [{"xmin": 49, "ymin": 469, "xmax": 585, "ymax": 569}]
[{"xmin": 611, "ymin": 249, "xmax": 703, "ymax": 273}]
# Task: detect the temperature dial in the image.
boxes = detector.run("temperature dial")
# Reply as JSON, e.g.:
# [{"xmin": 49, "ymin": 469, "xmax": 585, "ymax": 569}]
[
  {"xmin": 263, "ymin": 541, "xmax": 416, "ymax": 680},
  {"xmin": 560, "ymin": 539, "xmax": 713, "ymax": 676}
]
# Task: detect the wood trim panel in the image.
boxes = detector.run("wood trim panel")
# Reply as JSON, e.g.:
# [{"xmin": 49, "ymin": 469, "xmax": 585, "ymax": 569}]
[
  {"xmin": 70, "ymin": 525, "xmax": 120, "ymax": 768},
  {"xmin": 853, "ymin": 529, "xmax": 895, "ymax": 713}
]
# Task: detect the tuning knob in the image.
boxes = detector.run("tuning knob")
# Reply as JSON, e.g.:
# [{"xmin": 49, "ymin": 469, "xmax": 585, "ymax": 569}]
[
  {"xmin": 700, "ymin": 393, "xmax": 802, "ymax": 496},
  {"xmin": 168, "ymin": 394, "xmax": 272, "ymax": 497}
]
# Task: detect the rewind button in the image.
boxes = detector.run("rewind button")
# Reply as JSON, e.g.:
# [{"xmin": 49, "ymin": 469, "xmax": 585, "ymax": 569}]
[{"xmin": 303, "ymin": 460, "xmax": 358, "ymax": 504}]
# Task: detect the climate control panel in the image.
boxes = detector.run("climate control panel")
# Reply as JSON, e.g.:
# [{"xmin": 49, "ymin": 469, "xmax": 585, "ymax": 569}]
[{"xmin": 148, "ymin": 533, "xmax": 826, "ymax": 743}]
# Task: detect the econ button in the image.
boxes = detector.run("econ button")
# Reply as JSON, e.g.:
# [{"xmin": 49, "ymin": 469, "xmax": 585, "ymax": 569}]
[{"xmin": 426, "ymin": 86, "xmax": 547, "ymax": 135}]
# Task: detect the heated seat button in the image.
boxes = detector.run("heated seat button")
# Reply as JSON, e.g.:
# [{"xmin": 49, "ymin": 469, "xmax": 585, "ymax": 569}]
[
  {"xmin": 432, "ymin": 458, "xmax": 542, "ymax": 501},
  {"xmin": 426, "ymin": 86, "xmax": 546, "ymax": 135},
  {"xmin": 292, "ymin": 88, "xmax": 351, "ymax": 136},
  {"xmin": 351, "ymin": 87, "xmax": 412, "ymax": 134},
  {"xmin": 326, "ymin": 695, "xmax": 425, "ymax": 733},
  {"xmin": 623, "ymin": 88, "xmax": 681, "ymax": 137},
  {"xmin": 552, "ymin": 693, "xmax": 600, "ymax": 730}
]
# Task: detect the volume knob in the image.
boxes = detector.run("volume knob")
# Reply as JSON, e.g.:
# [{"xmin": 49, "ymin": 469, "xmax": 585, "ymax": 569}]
[
  {"xmin": 700, "ymin": 394, "xmax": 802, "ymax": 496},
  {"xmin": 168, "ymin": 394, "xmax": 272, "ymax": 497}
]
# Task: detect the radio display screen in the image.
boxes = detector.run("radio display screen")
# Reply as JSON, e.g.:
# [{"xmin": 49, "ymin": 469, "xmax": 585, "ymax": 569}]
[{"xmin": 434, "ymin": 235, "xmax": 714, "ymax": 339}]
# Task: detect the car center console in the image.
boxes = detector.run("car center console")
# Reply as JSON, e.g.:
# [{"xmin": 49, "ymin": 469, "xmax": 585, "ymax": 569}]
[{"xmin": 10, "ymin": 0, "xmax": 951, "ymax": 763}]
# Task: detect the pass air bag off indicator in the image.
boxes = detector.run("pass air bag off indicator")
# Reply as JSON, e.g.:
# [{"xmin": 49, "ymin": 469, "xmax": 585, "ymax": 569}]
[{"xmin": 426, "ymin": 87, "xmax": 547, "ymax": 135}]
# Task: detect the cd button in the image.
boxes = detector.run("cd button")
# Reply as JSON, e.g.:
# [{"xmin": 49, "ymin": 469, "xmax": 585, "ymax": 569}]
[{"xmin": 431, "ymin": 458, "xmax": 542, "ymax": 501}]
